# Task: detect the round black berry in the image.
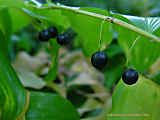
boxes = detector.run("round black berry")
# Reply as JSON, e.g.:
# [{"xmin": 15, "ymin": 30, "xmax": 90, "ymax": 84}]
[
  {"xmin": 122, "ymin": 68, "xmax": 138, "ymax": 85},
  {"xmin": 48, "ymin": 26, "xmax": 58, "ymax": 38},
  {"xmin": 54, "ymin": 77, "xmax": 61, "ymax": 84},
  {"xmin": 91, "ymin": 51, "xmax": 108, "ymax": 70},
  {"xmin": 57, "ymin": 33, "xmax": 71, "ymax": 45},
  {"xmin": 38, "ymin": 30, "xmax": 50, "ymax": 42}
]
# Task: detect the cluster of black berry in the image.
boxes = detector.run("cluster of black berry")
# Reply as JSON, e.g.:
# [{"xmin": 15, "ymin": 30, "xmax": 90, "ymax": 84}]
[
  {"xmin": 39, "ymin": 27, "xmax": 139, "ymax": 85},
  {"xmin": 91, "ymin": 52, "xmax": 138, "ymax": 85},
  {"xmin": 38, "ymin": 26, "xmax": 71, "ymax": 45},
  {"xmin": 38, "ymin": 27, "xmax": 58, "ymax": 42}
]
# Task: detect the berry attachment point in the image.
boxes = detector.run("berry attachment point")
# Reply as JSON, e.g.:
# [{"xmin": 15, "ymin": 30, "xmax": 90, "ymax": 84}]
[{"xmin": 122, "ymin": 68, "xmax": 139, "ymax": 85}]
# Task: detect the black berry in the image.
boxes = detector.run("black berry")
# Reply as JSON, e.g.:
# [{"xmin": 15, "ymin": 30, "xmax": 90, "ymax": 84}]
[
  {"xmin": 38, "ymin": 30, "xmax": 50, "ymax": 42},
  {"xmin": 48, "ymin": 26, "xmax": 58, "ymax": 38},
  {"xmin": 122, "ymin": 68, "xmax": 138, "ymax": 85},
  {"xmin": 57, "ymin": 33, "xmax": 71, "ymax": 45},
  {"xmin": 54, "ymin": 77, "xmax": 61, "ymax": 84},
  {"xmin": 91, "ymin": 51, "xmax": 108, "ymax": 70}
]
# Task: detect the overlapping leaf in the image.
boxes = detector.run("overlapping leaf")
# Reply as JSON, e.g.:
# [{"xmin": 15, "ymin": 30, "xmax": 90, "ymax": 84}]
[
  {"xmin": 114, "ymin": 14, "xmax": 160, "ymax": 72},
  {"xmin": 0, "ymin": 48, "xmax": 26, "ymax": 120},
  {"xmin": 26, "ymin": 92, "xmax": 80, "ymax": 120},
  {"xmin": 63, "ymin": 7, "xmax": 113, "ymax": 56},
  {"xmin": 108, "ymin": 76, "xmax": 160, "ymax": 120}
]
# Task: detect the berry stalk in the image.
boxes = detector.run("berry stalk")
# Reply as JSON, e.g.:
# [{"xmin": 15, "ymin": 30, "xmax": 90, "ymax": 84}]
[{"xmin": 34, "ymin": 4, "xmax": 160, "ymax": 43}]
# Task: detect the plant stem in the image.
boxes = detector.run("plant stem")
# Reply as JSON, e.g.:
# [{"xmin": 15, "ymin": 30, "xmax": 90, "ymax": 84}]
[
  {"xmin": 16, "ymin": 91, "xmax": 30, "ymax": 120},
  {"xmin": 37, "ymin": 5, "xmax": 160, "ymax": 42}
]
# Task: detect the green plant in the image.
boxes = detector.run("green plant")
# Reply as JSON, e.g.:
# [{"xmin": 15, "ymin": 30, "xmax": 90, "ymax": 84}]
[{"xmin": 0, "ymin": 0, "xmax": 160, "ymax": 120}]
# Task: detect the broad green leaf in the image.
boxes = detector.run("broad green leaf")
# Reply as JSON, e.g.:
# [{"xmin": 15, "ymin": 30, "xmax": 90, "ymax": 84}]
[
  {"xmin": 0, "ymin": 50, "xmax": 26, "ymax": 120},
  {"xmin": 9, "ymin": 8, "xmax": 30, "ymax": 32},
  {"xmin": 0, "ymin": 8, "xmax": 12, "ymax": 36},
  {"xmin": 63, "ymin": 8, "xmax": 113, "ymax": 56},
  {"xmin": 105, "ymin": 44, "xmax": 124, "ymax": 58},
  {"xmin": 104, "ymin": 63, "xmax": 124, "ymax": 91},
  {"xmin": 0, "ymin": 8, "xmax": 12, "ymax": 57},
  {"xmin": 0, "ymin": 30, "xmax": 10, "ymax": 59},
  {"xmin": 123, "ymin": 15, "xmax": 160, "ymax": 33},
  {"xmin": 0, "ymin": 0, "xmax": 25, "ymax": 7},
  {"xmin": 23, "ymin": 6, "xmax": 70, "ymax": 31},
  {"xmin": 114, "ymin": 14, "xmax": 160, "ymax": 72},
  {"xmin": 108, "ymin": 76, "xmax": 160, "ymax": 120},
  {"xmin": 26, "ymin": 92, "xmax": 80, "ymax": 120}
]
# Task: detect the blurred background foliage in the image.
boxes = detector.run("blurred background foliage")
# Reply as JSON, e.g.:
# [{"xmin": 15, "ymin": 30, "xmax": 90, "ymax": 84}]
[{"xmin": 37, "ymin": 0, "xmax": 160, "ymax": 16}]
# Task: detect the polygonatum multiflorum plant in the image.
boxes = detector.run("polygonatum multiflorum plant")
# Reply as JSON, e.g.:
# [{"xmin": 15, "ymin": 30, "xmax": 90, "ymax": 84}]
[{"xmin": 0, "ymin": 0, "xmax": 160, "ymax": 120}]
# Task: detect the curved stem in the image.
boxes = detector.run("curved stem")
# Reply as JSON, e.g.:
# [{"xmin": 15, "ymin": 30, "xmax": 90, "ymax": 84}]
[
  {"xmin": 16, "ymin": 91, "xmax": 30, "ymax": 120},
  {"xmin": 36, "ymin": 5, "xmax": 160, "ymax": 43}
]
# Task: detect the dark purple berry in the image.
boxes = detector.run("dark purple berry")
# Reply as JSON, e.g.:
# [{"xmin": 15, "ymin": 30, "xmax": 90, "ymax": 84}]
[
  {"xmin": 91, "ymin": 51, "xmax": 108, "ymax": 70},
  {"xmin": 57, "ymin": 33, "xmax": 71, "ymax": 45},
  {"xmin": 38, "ymin": 30, "xmax": 50, "ymax": 42},
  {"xmin": 54, "ymin": 77, "xmax": 61, "ymax": 84},
  {"xmin": 48, "ymin": 26, "xmax": 58, "ymax": 38},
  {"xmin": 122, "ymin": 68, "xmax": 138, "ymax": 85}
]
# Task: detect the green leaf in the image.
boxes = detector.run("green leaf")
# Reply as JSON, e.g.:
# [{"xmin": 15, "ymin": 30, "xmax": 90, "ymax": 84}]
[
  {"xmin": 104, "ymin": 63, "xmax": 124, "ymax": 91},
  {"xmin": 23, "ymin": 6, "xmax": 70, "ymax": 30},
  {"xmin": 114, "ymin": 14, "xmax": 160, "ymax": 72},
  {"xmin": 108, "ymin": 76, "xmax": 160, "ymax": 120},
  {"xmin": 0, "ymin": 8, "xmax": 12, "ymax": 36},
  {"xmin": 0, "ymin": 50, "xmax": 26, "ymax": 120},
  {"xmin": 0, "ymin": 0, "xmax": 25, "ymax": 7},
  {"xmin": 0, "ymin": 30, "xmax": 9, "ymax": 59},
  {"xmin": 105, "ymin": 44, "xmax": 124, "ymax": 58},
  {"xmin": 0, "ymin": 8, "xmax": 12, "ymax": 57},
  {"xmin": 9, "ymin": 8, "xmax": 30, "ymax": 32},
  {"xmin": 63, "ymin": 8, "xmax": 113, "ymax": 56},
  {"xmin": 26, "ymin": 92, "xmax": 80, "ymax": 120},
  {"xmin": 123, "ymin": 15, "xmax": 160, "ymax": 33}
]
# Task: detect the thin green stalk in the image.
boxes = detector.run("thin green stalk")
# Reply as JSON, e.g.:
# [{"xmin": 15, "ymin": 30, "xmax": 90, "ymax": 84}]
[{"xmin": 35, "ymin": 5, "xmax": 160, "ymax": 42}]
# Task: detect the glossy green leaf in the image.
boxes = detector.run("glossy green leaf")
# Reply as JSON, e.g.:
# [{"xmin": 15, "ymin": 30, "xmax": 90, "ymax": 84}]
[
  {"xmin": 0, "ymin": 8, "xmax": 12, "ymax": 36},
  {"xmin": 123, "ymin": 15, "xmax": 160, "ymax": 33},
  {"xmin": 0, "ymin": 8, "xmax": 12, "ymax": 57},
  {"xmin": 114, "ymin": 14, "xmax": 160, "ymax": 72},
  {"xmin": 9, "ymin": 8, "xmax": 30, "ymax": 32},
  {"xmin": 26, "ymin": 91, "xmax": 80, "ymax": 120},
  {"xmin": 0, "ymin": 30, "xmax": 9, "ymax": 59},
  {"xmin": 108, "ymin": 76, "xmax": 160, "ymax": 120},
  {"xmin": 22, "ymin": 6, "xmax": 70, "ymax": 31},
  {"xmin": 0, "ymin": 20, "xmax": 26, "ymax": 119},
  {"xmin": 63, "ymin": 8, "xmax": 113, "ymax": 56},
  {"xmin": 0, "ymin": 51, "xmax": 26, "ymax": 120},
  {"xmin": 105, "ymin": 44, "xmax": 124, "ymax": 58}
]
